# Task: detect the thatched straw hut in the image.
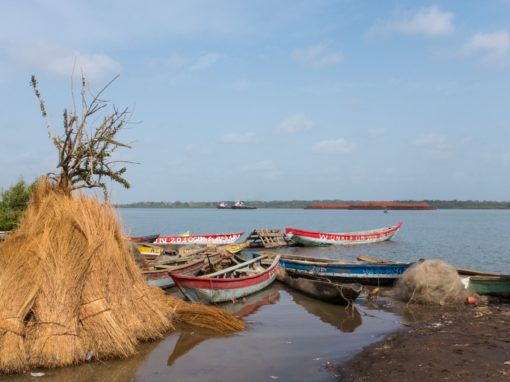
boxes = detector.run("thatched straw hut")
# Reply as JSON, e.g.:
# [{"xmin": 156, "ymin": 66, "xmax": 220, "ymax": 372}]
[{"xmin": 0, "ymin": 181, "xmax": 243, "ymax": 374}]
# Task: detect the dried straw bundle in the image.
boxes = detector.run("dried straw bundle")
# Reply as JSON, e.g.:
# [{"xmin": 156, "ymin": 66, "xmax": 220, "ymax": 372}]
[
  {"xmin": 0, "ymin": 182, "xmax": 61, "ymax": 373},
  {"xmin": 0, "ymin": 180, "xmax": 244, "ymax": 374},
  {"xmin": 393, "ymin": 259, "xmax": 468, "ymax": 305},
  {"xmin": 169, "ymin": 296, "xmax": 245, "ymax": 333}
]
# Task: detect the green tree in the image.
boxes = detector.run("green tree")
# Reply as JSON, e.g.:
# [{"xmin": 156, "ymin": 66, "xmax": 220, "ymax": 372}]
[{"xmin": 0, "ymin": 179, "xmax": 35, "ymax": 231}]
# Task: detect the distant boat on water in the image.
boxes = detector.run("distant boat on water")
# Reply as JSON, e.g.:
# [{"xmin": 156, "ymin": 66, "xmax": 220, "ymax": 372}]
[
  {"xmin": 217, "ymin": 201, "xmax": 231, "ymax": 209},
  {"xmin": 231, "ymin": 201, "xmax": 256, "ymax": 210},
  {"xmin": 217, "ymin": 201, "xmax": 257, "ymax": 209}
]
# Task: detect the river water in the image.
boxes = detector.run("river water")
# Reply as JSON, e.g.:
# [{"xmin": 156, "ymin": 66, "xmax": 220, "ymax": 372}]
[
  {"xmin": 121, "ymin": 208, "xmax": 510, "ymax": 273},
  {"xmin": 3, "ymin": 208, "xmax": 509, "ymax": 381}
]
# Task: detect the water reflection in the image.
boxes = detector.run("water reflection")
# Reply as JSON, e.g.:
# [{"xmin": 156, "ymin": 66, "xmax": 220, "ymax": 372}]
[
  {"xmin": 4, "ymin": 341, "xmax": 160, "ymax": 382},
  {"xmin": 288, "ymin": 289, "xmax": 362, "ymax": 332},
  {"xmin": 167, "ymin": 288, "xmax": 280, "ymax": 367}
]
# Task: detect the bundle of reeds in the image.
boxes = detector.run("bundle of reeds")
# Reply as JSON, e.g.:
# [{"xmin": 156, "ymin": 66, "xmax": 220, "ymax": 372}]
[{"xmin": 0, "ymin": 180, "xmax": 243, "ymax": 374}]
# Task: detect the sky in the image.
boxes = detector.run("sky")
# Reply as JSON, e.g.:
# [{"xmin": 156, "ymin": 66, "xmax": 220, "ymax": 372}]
[{"xmin": 1, "ymin": 0, "xmax": 510, "ymax": 203}]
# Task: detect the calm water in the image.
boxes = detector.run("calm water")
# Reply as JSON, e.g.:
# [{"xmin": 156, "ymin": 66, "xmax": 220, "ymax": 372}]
[
  {"xmin": 3, "ymin": 208, "xmax": 509, "ymax": 381},
  {"xmin": 120, "ymin": 208, "xmax": 510, "ymax": 273}
]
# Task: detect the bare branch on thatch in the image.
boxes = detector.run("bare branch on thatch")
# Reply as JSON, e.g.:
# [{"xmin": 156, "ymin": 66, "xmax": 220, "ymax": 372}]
[{"xmin": 30, "ymin": 75, "xmax": 135, "ymax": 199}]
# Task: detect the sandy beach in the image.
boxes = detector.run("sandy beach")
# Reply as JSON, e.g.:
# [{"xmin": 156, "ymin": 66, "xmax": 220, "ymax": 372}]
[{"xmin": 337, "ymin": 299, "xmax": 510, "ymax": 381}]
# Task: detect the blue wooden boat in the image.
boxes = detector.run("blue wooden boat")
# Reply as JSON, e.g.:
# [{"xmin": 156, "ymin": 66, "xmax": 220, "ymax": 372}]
[{"xmin": 240, "ymin": 252, "xmax": 413, "ymax": 286}]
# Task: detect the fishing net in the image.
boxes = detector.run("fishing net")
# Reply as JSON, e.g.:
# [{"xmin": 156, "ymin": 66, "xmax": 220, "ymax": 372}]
[{"xmin": 393, "ymin": 260, "xmax": 468, "ymax": 305}]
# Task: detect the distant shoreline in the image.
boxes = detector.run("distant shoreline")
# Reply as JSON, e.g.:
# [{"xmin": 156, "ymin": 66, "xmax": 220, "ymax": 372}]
[{"xmin": 115, "ymin": 200, "xmax": 510, "ymax": 209}]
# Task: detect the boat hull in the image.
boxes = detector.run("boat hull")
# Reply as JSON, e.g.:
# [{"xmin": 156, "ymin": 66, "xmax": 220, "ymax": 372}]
[
  {"xmin": 468, "ymin": 276, "xmax": 510, "ymax": 297},
  {"xmin": 285, "ymin": 222, "xmax": 403, "ymax": 246},
  {"xmin": 171, "ymin": 257, "xmax": 279, "ymax": 303},
  {"xmin": 278, "ymin": 255, "xmax": 412, "ymax": 286},
  {"xmin": 154, "ymin": 232, "xmax": 244, "ymax": 245},
  {"xmin": 127, "ymin": 233, "xmax": 160, "ymax": 243},
  {"xmin": 143, "ymin": 269, "xmax": 174, "ymax": 288},
  {"xmin": 277, "ymin": 269, "xmax": 362, "ymax": 304}
]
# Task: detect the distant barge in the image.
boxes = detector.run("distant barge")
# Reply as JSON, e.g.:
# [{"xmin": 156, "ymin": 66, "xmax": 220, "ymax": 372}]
[
  {"xmin": 305, "ymin": 202, "xmax": 435, "ymax": 210},
  {"xmin": 217, "ymin": 201, "xmax": 257, "ymax": 210}
]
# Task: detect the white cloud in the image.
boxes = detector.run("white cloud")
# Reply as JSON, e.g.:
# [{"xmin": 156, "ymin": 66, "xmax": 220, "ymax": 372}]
[
  {"xmin": 291, "ymin": 43, "xmax": 343, "ymax": 68},
  {"xmin": 463, "ymin": 31, "xmax": 510, "ymax": 65},
  {"xmin": 313, "ymin": 139, "xmax": 356, "ymax": 154},
  {"xmin": 369, "ymin": 6, "xmax": 454, "ymax": 38},
  {"xmin": 7, "ymin": 42, "xmax": 121, "ymax": 80},
  {"xmin": 277, "ymin": 115, "xmax": 315, "ymax": 134},
  {"xmin": 221, "ymin": 132, "xmax": 257, "ymax": 144},
  {"xmin": 189, "ymin": 53, "xmax": 221, "ymax": 71},
  {"xmin": 367, "ymin": 128, "xmax": 386, "ymax": 137}
]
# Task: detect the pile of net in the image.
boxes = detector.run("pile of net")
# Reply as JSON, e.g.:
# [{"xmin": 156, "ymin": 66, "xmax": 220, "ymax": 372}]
[
  {"xmin": 0, "ymin": 181, "xmax": 243, "ymax": 374},
  {"xmin": 393, "ymin": 260, "xmax": 468, "ymax": 305}
]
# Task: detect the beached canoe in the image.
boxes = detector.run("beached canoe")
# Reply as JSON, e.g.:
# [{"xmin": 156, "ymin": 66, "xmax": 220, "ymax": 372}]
[
  {"xmin": 143, "ymin": 269, "xmax": 174, "ymax": 288},
  {"xmin": 357, "ymin": 255, "xmax": 502, "ymax": 278},
  {"xmin": 143, "ymin": 258, "xmax": 208, "ymax": 288},
  {"xmin": 277, "ymin": 254, "xmax": 411, "ymax": 285},
  {"xmin": 468, "ymin": 275, "xmax": 510, "ymax": 298},
  {"xmin": 277, "ymin": 269, "xmax": 362, "ymax": 304},
  {"xmin": 171, "ymin": 254, "xmax": 280, "ymax": 303},
  {"xmin": 237, "ymin": 252, "xmax": 411, "ymax": 286},
  {"xmin": 285, "ymin": 222, "xmax": 403, "ymax": 246},
  {"xmin": 127, "ymin": 233, "xmax": 160, "ymax": 243},
  {"xmin": 137, "ymin": 244, "xmax": 165, "ymax": 260},
  {"xmin": 154, "ymin": 231, "xmax": 244, "ymax": 245}
]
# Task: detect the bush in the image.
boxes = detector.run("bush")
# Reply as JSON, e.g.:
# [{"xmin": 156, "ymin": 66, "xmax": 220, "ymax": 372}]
[{"xmin": 0, "ymin": 179, "xmax": 35, "ymax": 231}]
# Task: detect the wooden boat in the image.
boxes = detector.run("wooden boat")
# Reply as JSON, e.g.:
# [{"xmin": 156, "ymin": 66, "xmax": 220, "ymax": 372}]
[
  {"xmin": 127, "ymin": 233, "xmax": 160, "ymax": 243},
  {"xmin": 276, "ymin": 269, "xmax": 362, "ymax": 304},
  {"xmin": 137, "ymin": 244, "xmax": 164, "ymax": 260},
  {"xmin": 143, "ymin": 258, "xmax": 207, "ymax": 288},
  {"xmin": 468, "ymin": 275, "xmax": 510, "ymax": 298},
  {"xmin": 142, "ymin": 269, "xmax": 174, "ymax": 288},
  {"xmin": 285, "ymin": 221, "xmax": 403, "ymax": 246},
  {"xmin": 221, "ymin": 241, "xmax": 250, "ymax": 254},
  {"xmin": 154, "ymin": 231, "xmax": 244, "ymax": 245},
  {"xmin": 171, "ymin": 254, "xmax": 280, "ymax": 303},
  {"xmin": 268, "ymin": 253, "xmax": 412, "ymax": 286},
  {"xmin": 357, "ymin": 255, "xmax": 501, "ymax": 278}
]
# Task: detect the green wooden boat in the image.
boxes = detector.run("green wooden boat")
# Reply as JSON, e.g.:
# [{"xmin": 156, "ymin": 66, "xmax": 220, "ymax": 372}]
[{"xmin": 468, "ymin": 275, "xmax": 510, "ymax": 298}]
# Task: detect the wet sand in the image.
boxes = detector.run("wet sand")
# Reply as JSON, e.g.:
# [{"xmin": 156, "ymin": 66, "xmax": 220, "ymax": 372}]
[{"xmin": 337, "ymin": 299, "xmax": 510, "ymax": 382}]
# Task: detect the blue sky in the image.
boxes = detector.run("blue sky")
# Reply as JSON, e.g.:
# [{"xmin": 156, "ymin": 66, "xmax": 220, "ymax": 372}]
[{"xmin": 1, "ymin": 1, "xmax": 510, "ymax": 202}]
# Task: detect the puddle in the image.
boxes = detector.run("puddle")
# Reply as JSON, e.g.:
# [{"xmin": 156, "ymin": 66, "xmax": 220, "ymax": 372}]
[{"xmin": 2, "ymin": 284, "xmax": 402, "ymax": 382}]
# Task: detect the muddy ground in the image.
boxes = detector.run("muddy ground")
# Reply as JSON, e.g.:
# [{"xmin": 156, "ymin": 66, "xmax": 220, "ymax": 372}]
[{"xmin": 337, "ymin": 299, "xmax": 510, "ymax": 382}]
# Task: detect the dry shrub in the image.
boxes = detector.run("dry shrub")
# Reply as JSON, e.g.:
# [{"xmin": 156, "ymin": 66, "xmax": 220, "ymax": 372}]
[
  {"xmin": 393, "ymin": 260, "xmax": 468, "ymax": 305},
  {"xmin": 0, "ymin": 180, "xmax": 243, "ymax": 374}
]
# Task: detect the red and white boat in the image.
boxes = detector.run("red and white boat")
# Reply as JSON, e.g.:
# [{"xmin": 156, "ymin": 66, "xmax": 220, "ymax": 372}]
[
  {"xmin": 154, "ymin": 231, "xmax": 244, "ymax": 245},
  {"xmin": 171, "ymin": 254, "xmax": 280, "ymax": 303},
  {"xmin": 285, "ymin": 222, "xmax": 403, "ymax": 247}
]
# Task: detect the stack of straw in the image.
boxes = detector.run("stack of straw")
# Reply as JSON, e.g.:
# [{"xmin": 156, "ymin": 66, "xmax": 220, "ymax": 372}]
[{"xmin": 0, "ymin": 181, "xmax": 244, "ymax": 374}]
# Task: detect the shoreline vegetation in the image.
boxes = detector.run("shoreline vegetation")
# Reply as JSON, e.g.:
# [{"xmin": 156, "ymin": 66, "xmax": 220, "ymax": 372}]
[{"xmin": 116, "ymin": 200, "xmax": 510, "ymax": 209}]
